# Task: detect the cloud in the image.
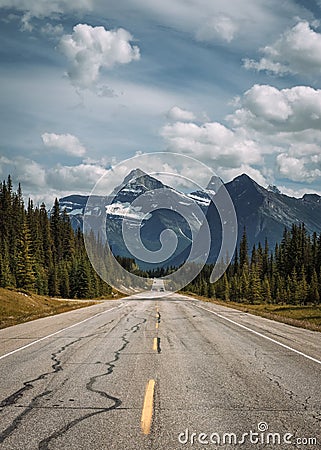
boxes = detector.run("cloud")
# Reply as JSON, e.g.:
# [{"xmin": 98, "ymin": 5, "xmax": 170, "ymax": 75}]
[
  {"xmin": 161, "ymin": 120, "xmax": 263, "ymax": 168},
  {"xmin": 243, "ymin": 21, "xmax": 321, "ymax": 75},
  {"xmin": 278, "ymin": 185, "xmax": 321, "ymax": 198},
  {"xmin": 196, "ymin": 15, "xmax": 238, "ymax": 42},
  {"xmin": 1, "ymin": 157, "xmax": 47, "ymax": 189},
  {"xmin": 167, "ymin": 106, "xmax": 196, "ymax": 122},
  {"xmin": 0, "ymin": 154, "xmax": 110, "ymax": 203},
  {"xmin": 42, "ymin": 133, "xmax": 87, "ymax": 157},
  {"xmin": 162, "ymin": 83, "xmax": 321, "ymax": 185},
  {"xmin": 40, "ymin": 23, "xmax": 64, "ymax": 36},
  {"xmin": 276, "ymin": 153, "xmax": 321, "ymax": 182},
  {"xmin": 59, "ymin": 24, "xmax": 140, "ymax": 92},
  {"xmin": 0, "ymin": 0, "xmax": 92, "ymax": 31},
  {"xmin": 229, "ymin": 84, "xmax": 321, "ymax": 133},
  {"xmin": 227, "ymin": 85, "xmax": 321, "ymax": 183},
  {"xmin": 111, "ymin": 0, "xmax": 311, "ymax": 46},
  {"xmin": 219, "ymin": 165, "xmax": 268, "ymax": 187},
  {"xmin": 226, "ymin": 84, "xmax": 321, "ymax": 183},
  {"xmin": 46, "ymin": 163, "xmax": 107, "ymax": 191},
  {"xmin": 20, "ymin": 11, "xmax": 32, "ymax": 31},
  {"xmin": 0, "ymin": 0, "xmax": 92, "ymax": 16}
]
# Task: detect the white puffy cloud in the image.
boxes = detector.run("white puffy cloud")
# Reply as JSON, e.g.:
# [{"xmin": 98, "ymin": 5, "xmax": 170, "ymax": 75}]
[
  {"xmin": 196, "ymin": 15, "xmax": 237, "ymax": 42},
  {"xmin": 244, "ymin": 21, "xmax": 321, "ymax": 75},
  {"xmin": 229, "ymin": 84, "xmax": 321, "ymax": 133},
  {"xmin": 42, "ymin": 133, "xmax": 87, "ymax": 157},
  {"xmin": 241, "ymin": 84, "xmax": 292, "ymax": 122},
  {"xmin": 276, "ymin": 153, "xmax": 321, "ymax": 182},
  {"xmin": 162, "ymin": 83, "xmax": 321, "ymax": 185},
  {"xmin": 0, "ymin": 157, "xmax": 47, "ymax": 189},
  {"xmin": 276, "ymin": 143, "xmax": 321, "ymax": 183},
  {"xmin": 161, "ymin": 120, "xmax": 263, "ymax": 168},
  {"xmin": 59, "ymin": 24, "xmax": 140, "ymax": 92},
  {"xmin": 46, "ymin": 163, "xmax": 107, "ymax": 191},
  {"xmin": 0, "ymin": 154, "xmax": 109, "ymax": 202},
  {"xmin": 226, "ymin": 84, "xmax": 321, "ymax": 183},
  {"xmin": 167, "ymin": 106, "xmax": 196, "ymax": 122}
]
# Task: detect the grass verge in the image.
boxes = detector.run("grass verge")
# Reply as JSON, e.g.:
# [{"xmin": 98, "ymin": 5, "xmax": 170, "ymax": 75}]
[
  {"xmin": 185, "ymin": 293, "xmax": 321, "ymax": 332},
  {"xmin": 0, "ymin": 288, "xmax": 118, "ymax": 329}
]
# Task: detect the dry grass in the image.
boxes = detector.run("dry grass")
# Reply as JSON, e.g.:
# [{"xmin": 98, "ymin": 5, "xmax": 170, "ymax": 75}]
[
  {"xmin": 0, "ymin": 288, "xmax": 100, "ymax": 329},
  {"xmin": 186, "ymin": 293, "xmax": 321, "ymax": 332}
]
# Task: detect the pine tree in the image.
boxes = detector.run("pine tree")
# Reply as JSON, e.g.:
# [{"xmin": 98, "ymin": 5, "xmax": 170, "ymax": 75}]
[
  {"xmin": 233, "ymin": 247, "xmax": 239, "ymax": 275},
  {"xmin": 262, "ymin": 276, "xmax": 272, "ymax": 303},
  {"xmin": 59, "ymin": 262, "xmax": 70, "ymax": 298},
  {"xmin": 223, "ymin": 273, "xmax": 230, "ymax": 301},
  {"xmin": 308, "ymin": 269, "xmax": 320, "ymax": 304},
  {"xmin": 290, "ymin": 268, "xmax": 299, "ymax": 305},
  {"xmin": 74, "ymin": 258, "xmax": 91, "ymax": 299},
  {"xmin": 249, "ymin": 264, "xmax": 262, "ymax": 304},
  {"xmin": 50, "ymin": 198, "xmax": 62, "ymax": 263},
  {"xmin": 15, "ymin": 219, "xmax": 36, "ymax": 290},
  {"xmin": 48, "ymin": 264, "xmax": 60, "ymax": 297},
  {"xmin": 35, "ymin": 265, "xmax": 49, "ymax": 295},
  {"xmin": 208, "ymin": 281, "xmax": 216, "ymax": 298},
  {"xmin": 39, "ymin": 202, "xmax": 53, "ymax": 269},
  {"xmin": 239, "ymin": 228, "xmax": 249, "ymax": 269},
  {"xmin": 262, "ymin": 238, "xmax": 269, "ymax": 278}
]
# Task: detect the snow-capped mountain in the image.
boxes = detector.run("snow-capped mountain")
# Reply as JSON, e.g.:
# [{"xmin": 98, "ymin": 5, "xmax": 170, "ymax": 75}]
[
  {"xmin": 58, "ymin": 171, "xmax": 321, "ymax": 269},
  {"xmin": 184, "ymin": 173, "xmax": 321, "ymax": 266},
  {"xmin": 59, "ymin": 169, "xmax": 210, "ymax": 269}
]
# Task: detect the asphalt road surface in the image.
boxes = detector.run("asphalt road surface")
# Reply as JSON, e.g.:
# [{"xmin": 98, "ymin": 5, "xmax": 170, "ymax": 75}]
[{"xmin": 0, "ymin": 293, "xmax": 320, "ymax": 449}]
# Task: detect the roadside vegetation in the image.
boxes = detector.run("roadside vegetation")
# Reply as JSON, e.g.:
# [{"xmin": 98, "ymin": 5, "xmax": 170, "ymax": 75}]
[
  {"xmin": 183, "ymin": 226, "xmax": 321, "ymax": 306},
  {"xmin": 0, "ymin": 287, "xmax": 99, "ymax": 329},
  {"xmin": 187, "ymin": 293, "xmax": 321, "ymax": 332},
  {"xmin": 182, "ymin": 226, "xmax": 321, "ymax": 332}
]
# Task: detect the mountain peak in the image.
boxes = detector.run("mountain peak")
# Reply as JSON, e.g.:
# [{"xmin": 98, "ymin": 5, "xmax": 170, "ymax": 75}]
[
  {"xmin": 206, "ymin": 175, "xmax": 223, "ymax": 192},
  {"xmin": 111, "ymin": 168, "xmax": 166, "ymax": 201},
  {"xmin": 123, "ymin": 168, "xmax": 147, "ymax": 184},
  {"xmin": 228, "ymin": 173, "xmax": 267, "ymax": 195},
  {"xmin": 233, "ymin": 173, "xmax": 256, "ymax": 184}
]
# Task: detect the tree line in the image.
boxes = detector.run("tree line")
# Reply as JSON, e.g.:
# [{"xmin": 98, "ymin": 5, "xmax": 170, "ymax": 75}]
[
  {"xmin": 0, "ymin": 176, "xmax": 111, "ymax": 298},
  {"xmin": 184, "ymin": 225, "xmax": 321, "ymax": 305},
  {"xmin": 2, "ymin": 175, "xmax": 321, "ymax": 304}
]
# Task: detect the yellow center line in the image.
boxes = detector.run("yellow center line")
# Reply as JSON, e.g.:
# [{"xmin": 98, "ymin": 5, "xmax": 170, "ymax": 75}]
[
  {"xmin": 153, "ymin": 337, "xmax": 158, "ymax": 351},
  {"xmin": 155, "ymin": 322, "xmax": 159, "ymax": 329},
  {"xmin": 141, "ymin": 379, "xmax": 156, "ymax": 435}
]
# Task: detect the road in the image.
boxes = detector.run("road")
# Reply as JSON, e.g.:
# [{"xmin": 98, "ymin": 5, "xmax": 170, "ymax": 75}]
[{"xmin": 0, "ymin": 293, "xmax": 320, "ymax": 449}]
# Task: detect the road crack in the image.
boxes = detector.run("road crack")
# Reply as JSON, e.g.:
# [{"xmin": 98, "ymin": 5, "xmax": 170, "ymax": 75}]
[
  {"xmin": 0, "ymin": 316, "xmax": 122, "ymax": 446},
  {"xmin": 0, "ymin": 336, "xmax": 82, "ymax": 444},
  {"xmin": 38, "ymin": 316, "xmax": 147, "ymax": 450}
]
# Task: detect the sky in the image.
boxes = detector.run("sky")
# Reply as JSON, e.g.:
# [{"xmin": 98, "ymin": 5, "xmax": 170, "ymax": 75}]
[{"xmin": 1, "ymin": 0, "xmax": 321, "ymax": 204}]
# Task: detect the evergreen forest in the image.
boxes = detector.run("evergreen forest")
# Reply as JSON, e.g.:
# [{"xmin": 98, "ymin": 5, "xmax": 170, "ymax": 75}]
[{"xmin": 0, "ymin": 176, "xmax": 111, "ymax": 298}]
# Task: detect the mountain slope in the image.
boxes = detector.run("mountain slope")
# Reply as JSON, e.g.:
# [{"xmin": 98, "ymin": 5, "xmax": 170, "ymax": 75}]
[
  {"xmin": 59, "ymin": 171, "xmax": 321, "ymax": 268},
  {"xmin": 203, "ymin": 174, "xmax": 321, "ymax": 262}
]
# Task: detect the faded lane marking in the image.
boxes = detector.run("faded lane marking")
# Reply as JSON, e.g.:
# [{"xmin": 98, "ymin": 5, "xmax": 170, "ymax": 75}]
[{"xmin": 141, "ymin": 379, "xmax": 155, "ymax": 435}]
